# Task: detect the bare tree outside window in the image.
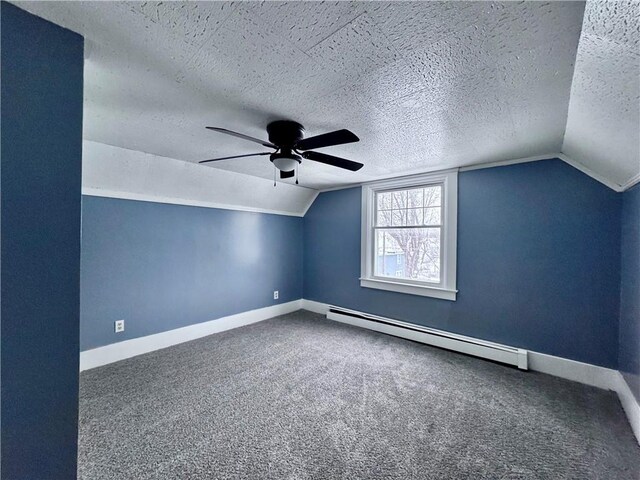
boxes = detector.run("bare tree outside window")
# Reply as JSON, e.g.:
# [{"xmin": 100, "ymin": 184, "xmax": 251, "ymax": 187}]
[
  {"xmin": 374, "ymin": 185, "xmax": 442, "ymax": 283},
  {"xmin": 362, "ymin": 171, "xmax": 457, "ymax": 300}
]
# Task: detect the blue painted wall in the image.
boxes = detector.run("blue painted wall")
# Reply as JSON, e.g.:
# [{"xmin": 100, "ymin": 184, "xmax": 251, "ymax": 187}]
[
  {"xmin": 304, "ymin": 159, "xmax": 622, "ymax": 368},
  {"xmin": 619, "ymin": 184, "xmax": 640, "ymax": 401},
  {"xmin": 80, "ymin": 196, "xmax": 303, "ymax": 350},
  {"xmin": 1, "ymin": 2, "xmax": 83, "ymax": 478}
]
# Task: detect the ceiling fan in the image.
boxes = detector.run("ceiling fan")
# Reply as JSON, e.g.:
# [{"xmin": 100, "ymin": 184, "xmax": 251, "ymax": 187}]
[{"xmin": 199, "ymin": 120, "xmax": 363, "ymax": 183}]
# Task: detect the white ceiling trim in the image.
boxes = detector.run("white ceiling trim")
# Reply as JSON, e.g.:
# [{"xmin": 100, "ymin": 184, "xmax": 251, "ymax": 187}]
[
  {"xmin": 82, "ymin": 141, "xmax": 317, "ymax": 217},
  {"xmin": 620, "ymin": 173, "xmax": 640, "ymax": 192},
  {"xmin": 458, "ymin": 154, "xmax": 560, "ymax": 173},
  {"xmin": 82, "ymin": 187, "xmax": 318, "ymax": 218},
  {"xmin": 316, "ymin": 154, "xmax": 557, "ymax": 193},
  {"xmin": 316, "ymin": 153, "xmax": 629, "ymax": 194},
  {"xmin": 557, "ymin": 153, "xmax": 626, "ymax": 192}
]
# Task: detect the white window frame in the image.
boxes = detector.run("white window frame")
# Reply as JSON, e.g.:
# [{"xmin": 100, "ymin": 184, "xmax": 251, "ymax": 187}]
[{"xmin": 360, "ymin": 169, "xmax": 458, "ymax": 301}]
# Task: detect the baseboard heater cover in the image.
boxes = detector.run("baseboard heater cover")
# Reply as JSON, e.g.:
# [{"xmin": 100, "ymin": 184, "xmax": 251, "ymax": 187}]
[{"xmin": 327, "ymin": 306, "xmax": 528, "ymax": 370}]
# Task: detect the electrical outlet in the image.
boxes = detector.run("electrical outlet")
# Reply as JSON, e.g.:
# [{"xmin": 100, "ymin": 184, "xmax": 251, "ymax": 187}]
[
  {"xmin": 115, "ymin": 319, "xmax": 125, "ymax": 333},
  {"xmin": 273, "ymin": 290, "xmax": 279, "ymax": 300}
]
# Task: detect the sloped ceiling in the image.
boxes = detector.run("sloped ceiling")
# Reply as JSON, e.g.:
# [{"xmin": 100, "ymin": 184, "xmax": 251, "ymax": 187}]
[
  {"xmin": 82, "ymin": 141, "xmax": 317, "ymax": 217},
  {"xmin": 563, "ymin": 0, "xmax": 640, "ymax": 189},
  {"xmin": 13, "ymin": 1, "xmax": 639, "ymax": 191}
]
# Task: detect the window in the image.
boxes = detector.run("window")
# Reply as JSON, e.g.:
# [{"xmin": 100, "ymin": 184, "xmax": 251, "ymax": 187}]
[{"xmin": 361, "ymin": 170, "xmax": 458, "ymax": 300}]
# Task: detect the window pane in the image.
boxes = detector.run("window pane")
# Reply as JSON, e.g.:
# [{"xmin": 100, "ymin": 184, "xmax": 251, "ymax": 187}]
[
  {"xmin": 375, "ymin": 228, "xmax": 441, "ymax": 283},
  {"xmin": 391, "ymin": 209, "xmax": 405, "ymax": 226},
  {"xmin": 423, "ymin": 207, "xmax": 441, "ymax": 225},
  {"xmin": 377, "ymin": 208, "xmax": 391, "ymax": 227},
  {"xmin": 424, "ymin": 185, "xmax": 442, "ymax": 207},
  {"xmin": 406, "ymin": 207, "xmax": 423, "ymax": 226},
  {"xmin": 377, "ymin": 191, "xmax": 392, "ymax": 211},
  {"xmin": 376, "ymin": 184, "xmax": 443, "ymax": 227},
  {"xmin": 395, "ymin": 190, "xmax": 410, "ymax": 209},
  {"xmin": 407, "ymin": 188, "xmax": 423, "ymax": 208}
]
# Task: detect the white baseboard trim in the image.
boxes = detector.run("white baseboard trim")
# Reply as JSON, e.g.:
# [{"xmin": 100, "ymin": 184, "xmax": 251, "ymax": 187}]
[
  {"xmin": 300, "ymin": 299, "xmax": 329, "ymax": 314},
  {"xmin": 613, "ymin": 372, "xmax": 640, "ymax": 444},
  {"xmin": 527, "ymin": 351, "xmax": 619, "ymax": 391},
  {"xmin": 300, "ymin": 299, "xmax": 639, "ymax": 444},
  {"xmin": 80, "ymin": 300, "xmax": 302, "ymax": 371}
]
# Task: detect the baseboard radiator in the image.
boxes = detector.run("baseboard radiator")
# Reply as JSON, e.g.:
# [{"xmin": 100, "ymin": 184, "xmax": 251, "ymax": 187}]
[{"xmin": 326, "ymin": 306, "xmax": 528, "ymax": 370}]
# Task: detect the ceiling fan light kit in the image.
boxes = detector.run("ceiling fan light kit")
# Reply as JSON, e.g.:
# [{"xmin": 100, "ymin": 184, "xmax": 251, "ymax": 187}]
[
  {"xmin": 199, "ymin": 119, "xmax": 363, "ymax": 185},
  {"xmin": 270, "ymin": 152, "xmax": 301, "ymax": 172}
]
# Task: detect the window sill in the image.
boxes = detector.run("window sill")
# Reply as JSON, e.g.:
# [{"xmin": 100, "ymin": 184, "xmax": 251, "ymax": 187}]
[{"xmin": 360, "ymin": 278, "xmax": 457, "ymax": 301}]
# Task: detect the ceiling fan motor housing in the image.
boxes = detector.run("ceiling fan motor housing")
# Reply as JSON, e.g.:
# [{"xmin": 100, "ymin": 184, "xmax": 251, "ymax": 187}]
[
  {"xmin": 267, "ymin": 120, "xmax": 305, "ymax": 148},
  {"xmin": 267, "ymin": 120, "xmax": 305, "ymax": 172}
]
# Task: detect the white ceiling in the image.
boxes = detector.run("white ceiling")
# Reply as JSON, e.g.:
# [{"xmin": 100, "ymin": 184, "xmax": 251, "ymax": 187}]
[
  {"xmin": 15, "ymin": 1, "xmax": 639, "ymax": 190},
  {"xmin": 82, "ymin": 140, "xmax": 317, "ymax": 217},
  {"xmin": 563, "ymin": 0, "xmax": 640, "ymax": 188}
]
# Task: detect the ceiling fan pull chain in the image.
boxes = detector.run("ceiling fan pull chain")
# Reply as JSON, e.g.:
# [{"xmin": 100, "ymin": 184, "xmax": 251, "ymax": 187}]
[
  {"xmin": 273, "ymin": 165, "xmax": 276, "ymax": 187},
  {"xmin": 296, "ymin": 164, "xmax": 299, "ymax": 185}
]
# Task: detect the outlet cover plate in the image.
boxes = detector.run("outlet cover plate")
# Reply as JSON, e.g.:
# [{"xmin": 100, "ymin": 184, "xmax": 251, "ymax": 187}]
[{"xmin": 115, "ymin": 320, "xmax": 125, "ymax": 333}]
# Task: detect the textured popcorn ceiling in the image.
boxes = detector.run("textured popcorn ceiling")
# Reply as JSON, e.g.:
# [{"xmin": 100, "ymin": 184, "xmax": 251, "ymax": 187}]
[
  {"xmin": 563, "ymin": 0, "xmax": 640, "ymax": 188},
  {"xmin": 15, "ymin": 1, "xmax": 637, "ymax": 190}
]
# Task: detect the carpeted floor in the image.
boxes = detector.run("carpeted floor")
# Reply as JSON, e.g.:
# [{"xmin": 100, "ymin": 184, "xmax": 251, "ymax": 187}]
[{"xmin": 79, "ymin": 310, "xmax": 639, "ymax": 479}]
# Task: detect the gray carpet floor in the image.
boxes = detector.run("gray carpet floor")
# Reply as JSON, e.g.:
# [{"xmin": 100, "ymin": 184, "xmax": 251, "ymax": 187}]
[{"xmin": 79, "ymin": 310, "xmax": 640, "ymax": 479}]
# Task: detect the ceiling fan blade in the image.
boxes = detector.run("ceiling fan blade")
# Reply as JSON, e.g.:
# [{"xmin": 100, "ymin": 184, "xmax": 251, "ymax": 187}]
[
  {"xmin": 280, "ymin": 170, "xmax": 295, "ymax": 179},
  {"xmin": 206, "ymin": 127, "xmax": 277, "ymax": 149},
  {"xmin": 199, "ymin": 152, "xmax": 271, "ymax": 164},
  {"xmin": 301, "ymin": 151, "xmax": 363, "ymax": 171},
  {"xmin": 295, "ymin": 129, "xmax": 359, "ymax": 151}
]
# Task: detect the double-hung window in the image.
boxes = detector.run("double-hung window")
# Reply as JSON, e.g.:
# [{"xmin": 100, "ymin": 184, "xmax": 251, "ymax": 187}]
[{"xmin": 360, "ymin": 170, "xmax": 458, "ymax": 300}]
